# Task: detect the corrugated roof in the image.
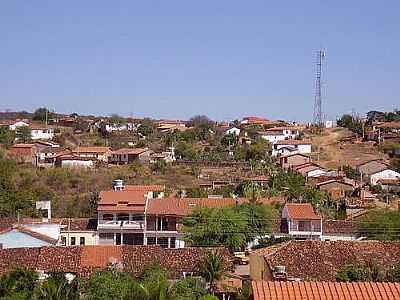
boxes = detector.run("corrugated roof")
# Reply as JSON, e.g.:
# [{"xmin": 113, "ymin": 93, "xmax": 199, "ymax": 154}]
[
  {"xmin": 285, "ymin": 203, "xmax": 321, "ymax": 220},
  {"xmin": 252, "ymin": 281, "xmax": 400, "ymax": 300}
]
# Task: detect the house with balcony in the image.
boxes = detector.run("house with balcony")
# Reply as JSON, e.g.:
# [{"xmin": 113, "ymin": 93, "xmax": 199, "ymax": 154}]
[{"xmin": 281, "ymin": 203, "xmax": 322, "ymax": 240}]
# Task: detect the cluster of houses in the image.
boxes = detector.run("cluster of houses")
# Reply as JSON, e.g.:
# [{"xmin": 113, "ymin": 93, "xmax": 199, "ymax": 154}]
[{"xmin": 1, "ymin": 181, "xmax": 400, "ymax": 299}]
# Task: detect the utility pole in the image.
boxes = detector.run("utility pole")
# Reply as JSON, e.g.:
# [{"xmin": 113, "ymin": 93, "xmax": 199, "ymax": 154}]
[{"xmin": 313, "ymin": 49, "xmax": 326, "ymax": 127}]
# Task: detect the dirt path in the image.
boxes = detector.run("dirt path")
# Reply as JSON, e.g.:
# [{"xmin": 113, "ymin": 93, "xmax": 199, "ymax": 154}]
[{"xmin": 310, "ymin": 128, "xmax": 387, "ymax": 169}]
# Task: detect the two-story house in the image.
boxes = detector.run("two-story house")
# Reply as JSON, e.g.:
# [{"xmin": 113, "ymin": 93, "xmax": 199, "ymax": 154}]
[
  {"xmin": 281, "ymin": 203, "xmax": 322, "ymax": 240},
  {"xmin": 272, "ymin": 140, "xmax": 312, "ymax": 157}
]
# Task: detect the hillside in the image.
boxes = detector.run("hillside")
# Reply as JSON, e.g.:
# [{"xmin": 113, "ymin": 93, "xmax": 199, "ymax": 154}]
[{"xmin": 310, "ymin": 127, "xmax": 388, "ymax": 169}]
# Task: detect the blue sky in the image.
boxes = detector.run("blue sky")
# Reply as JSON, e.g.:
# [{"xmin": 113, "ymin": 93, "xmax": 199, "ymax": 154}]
[{"xmin": 1, "ymin": 1, "xmax": 399, "ymax": 122}]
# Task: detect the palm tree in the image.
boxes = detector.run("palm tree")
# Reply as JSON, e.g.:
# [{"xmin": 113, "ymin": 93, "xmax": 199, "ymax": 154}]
[
  {"xmin": 199, "ymin": 251, "xmax": 225, "ymax": 295},
  {"xmin": 33, "ymin": 272, "xmax": 76, "ymax": 300}
]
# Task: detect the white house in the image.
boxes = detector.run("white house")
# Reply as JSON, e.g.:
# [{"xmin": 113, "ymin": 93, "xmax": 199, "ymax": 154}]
[
  {"xmin": 272, "ymin": 140, "xmax": 312, "ymax": 156},
  {"xmin": 225, "ymin": 127, "xmax": 240, "ymax": 136},
  {"xmin": 281, "ymin": 203, "xmax": 322, "ymax": 240},
  {"xmin": 370, "ymin": 169, "xmax": 400, "ymax": 186},
  {"xmin": 59, "ymin": 156, "xmax": 96, "ymax": 168},
  {"xmin": 9, "ymin": 120, "xmax": 30, "ymax": 131},
  {"xmin": 30, "ymin": 125, "xmax": 55, "ymax": 140},
  {"xmin": 259, "ymin": 127, "xmax": 300, "ymax": 143}
]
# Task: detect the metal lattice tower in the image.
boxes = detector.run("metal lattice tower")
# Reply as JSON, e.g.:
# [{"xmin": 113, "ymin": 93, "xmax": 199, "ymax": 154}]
[{"xmin": 313, "ymin": 50, "xmax": 325, "ymax": 126}]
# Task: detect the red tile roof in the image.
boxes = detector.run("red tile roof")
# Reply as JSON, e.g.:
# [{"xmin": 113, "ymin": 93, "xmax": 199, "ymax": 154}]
[
  {"xmin": 255, "ymin": 240, "xmax": 400, "ymax": 281},
  {"xmin": 111, "ymin": 148, "xmax": 149, "ymax": 155},
  {"xmin": 146, "ymin": 197, "xmax": 239, "ymax": 216},
  {"xmin": 98, "ymin": 190, "xmax": 146, "ymax": 212},
  {"xmin": 276, "ymin": 140, "xmax": 312, "ymax": 145},
  {"xmin": 0, "ymin": 245, "xmax": 232, "ymax": 278},
  {"xmin": 72, "ymin": 146, "xmax": 111, "ymax": 153},
  {"xmin": 285, "ymin": 203, "xmax": 321, "ymax": 220},
  {"xmin": 252, "ymin": 281, "xmax": 400, "ymax": 300},
  {"xmin": 81, "ymin": 246, "xmax": 123, "ymax": 268},
  {"xmin": 124, "ymin": 185, "xmax": 165, "ymax": 192}
]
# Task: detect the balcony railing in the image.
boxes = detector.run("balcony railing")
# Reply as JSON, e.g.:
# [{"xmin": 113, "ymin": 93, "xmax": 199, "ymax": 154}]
[{"xmin": 98, "ymin": 220, "xmax": 145, "ymax": 230}]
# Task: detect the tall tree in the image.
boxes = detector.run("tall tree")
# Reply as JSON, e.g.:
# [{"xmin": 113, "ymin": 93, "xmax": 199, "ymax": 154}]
[
  {"xmin": 15, "ymin": 126, "xmax": 32, "ymax": 143},
  {"xmin": 199, "ymin": 251, "xmax": 225, "ymax": 295},
  {"xmin": 0, "ymin": 267, "xmax": 37, "ymax": 300}
]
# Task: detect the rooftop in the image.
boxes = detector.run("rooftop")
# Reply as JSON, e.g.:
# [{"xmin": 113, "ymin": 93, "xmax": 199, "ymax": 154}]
[
  {"xmin": 275, "ymin": 140, "xmax": 312, "ymax": 145},
  {"xmin": 111, "ymin": 148, "xmax": 149, "ymax": 155},
  {"xmin": 257, "ymin": 240, "xmax": 400, "ymax": 281},
  {"xmin": 0, "ymin": 245, "xmax": 232, "ymax": 278},
  {"xmin": 284, "ymin": 203, "xmax": 321, "ymax": 220},
  {"xmin": 252, "ymin": 281, "xmax": 400, "ymax": 300},
  {"xmin": 98, "ymin": 190, "xmax": 146, "ymax": 212},
  {"xmin": 72, "ymin": 146, "xmax": 112, "ymax": 153}
]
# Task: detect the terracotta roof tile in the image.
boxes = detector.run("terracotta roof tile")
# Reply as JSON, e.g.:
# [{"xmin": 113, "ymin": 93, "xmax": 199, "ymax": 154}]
[
  {"xmin": 275, "ymin": 140, "xmax": 312, "ymax": 145},
  {"xmin": 72, "ymin": 146, "xmax": 111, "ymax": 153},
  {"xmin": 285, "ymin": 203, "xmax": 321, "ymax": 220},
  {"xmin": 111, "ymin": 148, "xmax": 149, "ymax": 155},
  {"xmin": 258, "ymin": 240, "xmax": 400, "ymax": 281},
  {"xmin": 124, "ymin": 185, "xmax": 165, "ymax": 192},
  {"xmin": 252, "ymin": 281, "xmax": 400, "ymax": 300},
  {"xmin": 81, "ymin": 246, "xmax": 122, "ymax": 268},
  {"xmin": 98, "ymin": 190, "xmax": 146, "ymax": 212}
]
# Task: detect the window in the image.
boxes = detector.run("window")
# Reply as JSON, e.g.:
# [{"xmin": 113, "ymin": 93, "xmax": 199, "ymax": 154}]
[
  {"xmin": 80, "ymin": 237, "xmax": 85, "ymax": 245},
  {"xmin": 117, "ymin": 214, "xmax": 129, "ymax": 221},
  {"xmin": 116, "ymin": 233, "xmax": 121, "ymax": 245},
  {"xmin": 170, "ymin": 237, "xmax": 176, "ymax": 248},
  {"xmin": 157, "ymin": 217, "xmax": 169, "ymax": 231},
  {"xmin": 132, "ymin": 215, "xmax": 144, "ymax": 221},
  {"xmin": 147, "ymin": 237, "xmax": 156, "ymax": 245},
  {"xmin": 61, "ymin": 236, "xmax": 66, "ymax": 245},
  {"xmin": 103, "ymin": 214, "xmax": 114, "ymax": 221},
  {"xmin": 70, "ymin": 237, "xmax": 76, "ymax": 246},
  {"xmin": 157, "ymin": 237, "xmax": 168, "ymax": 248}
]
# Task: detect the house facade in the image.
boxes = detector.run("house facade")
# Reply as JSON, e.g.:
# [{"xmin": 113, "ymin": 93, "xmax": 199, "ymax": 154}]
[
  {"xmin": 281, "ymin": 203, "xmax": 322, "ymax": 240},
  {"xmin": 109, "ymin": 148, "xmax": 151, "ymax": 164},
  {"xmin": 272, "ymin": 140, "xmax": 312, "ymax": 156},
  {"xmin": 370, "ymin": 169, "xmax": 400, "ymax": 185},
  {"xmin": 279, "ymin": 153, "xmax": 311, "ymax": 169},
  {"xmin": 259, "ymin": 127, "xmax": 300, "ymax": 143},
  {"xmin": 30, "ymin": 125, "xmax": 55, "ymax": 140},
  {"xmin": 72, "ymin": 146, "xmax": 112, "ymax": 162}
]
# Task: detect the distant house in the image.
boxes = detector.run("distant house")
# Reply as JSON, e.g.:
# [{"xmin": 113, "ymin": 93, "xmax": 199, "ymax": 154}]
[
  {"xmin": 8, "ymin": 120, "xmax": 30, "ymax": 131},
  {"xmin": 294, "ymin": 162, "xmax": 326, "ymax": 180},
  {"xmin": 109, "ymin": 148, "xmax": 151, "ymax": 164},
  {"xmin": 30, "ymin": 124, "xmax": 55, "ymax": 140},
  {"xmin": 225, "ymin": 127, "xmax": 240, "ymax": 136},
  {"xmin": 240, "ymin": 116, "xmax": 283, "ymax": 127},
  {"xmin": 0, "ymin": 224, "xmax": 58, "ymax": 249},
  {"xmin": 157, "ymin": 120, "xmax": 186, "ymax": 133},
  {"xmin": 272, "ymin": 140, "xmax": 312, "ymax": 156},
  {"xmin": 59, "ymin": 218, "xmax": 98, "ymax": 246},
  {"xmin": 279, "ymin": 153, "xmax": 311, "ymax": 169},
  {"xmin": 356, "ymin": 159, "xmax": 388, "ymax": 177},
  {"xmin": 281, "ymin": 203, "xmax": 322, "ymax": 240},
  {"xmin": 8, "ymin": 144, "xmax": 38, "ymax": 164},
  {"xmin": 72, "ymin": 146, "xmax": 112, "ymax": 162},
  {"xmin": 58, "ymin": 155, "xmax": 97, "ymax": 168},
  {"xmin": 315, "ymin": 179, "xmax": 355, "ymax": 200},
  {"xmin": 376, "ymin": 179, "xmax": 400, "ymax": 192},
  {"xmin": 370, "ymin": 168, "xmax": 400, "ymax": 186},
  {"xmin": 258, "ymin": 127, "xmax": 300, "ymax": 143}
]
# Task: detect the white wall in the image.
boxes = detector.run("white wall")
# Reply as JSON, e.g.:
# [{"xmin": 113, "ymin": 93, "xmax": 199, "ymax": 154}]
[
  {"xmin": 370, "ymin": 169, "xmax": 400, "ymax": 185},
  {"xmin": 31, "ymin": 129, "xmax": 55, "ymax": 140},
  {"xmin": 9, "ymin": 121, "xmax": 29, "ymax": 130},
  {"xmin": 61, "ymin": 160, "xmax": 94, "ymax": 168}
]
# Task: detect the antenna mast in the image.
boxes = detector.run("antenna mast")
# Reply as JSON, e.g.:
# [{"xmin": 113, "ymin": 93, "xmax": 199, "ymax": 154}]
[{"xmin": 313, "ymin": 50, "xmax": 325, "ymax": 126}]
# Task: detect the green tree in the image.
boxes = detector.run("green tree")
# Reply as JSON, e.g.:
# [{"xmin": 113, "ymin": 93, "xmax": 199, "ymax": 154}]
[
  {"xmin": 386, "ymin": 265, "xmax": 400, "ymax": 282},
  {"xmin": 33, "ymin": 107, "xmax": 53, "ymax": 121},
  {"xmin": 33, "ymin": 272, "xmax": 78, "ymax": 300},
  {"xmin": 199, "ymin": 251, "xmax": 225, "ymax": 295},
  {"xmin": 0, "ymin": 267, "xmax": 38, "ymax": 300},
  {"xmin": 336, "ymin": 261, "xmax": 385, "ymax": 282},
  {"xmin": 109, "ymin": 114, "xmax": 126, "ymax": 126},
  {"xmin": 358, "ymin": 209, "xmax": 400, "ymax": 240},
  {"xmin": 81, "ymin": 269, "xmax": 136, "ymax": 300},
  {"xmin": 175, "ymin": 142, "xmax": 197, "ymax": 160},
  {"xmin": 15, "ymin": 126, "xmax": 31, "ymax": 143},
  {"xmin": 168, "ymin": 277, "xmax": 209, "ymax": 300},
  {"xmin": 0, "ymin": 127, "xmax": 16, "ymax": 148},
  {"xmin": 183, "ymin": 207, "xmax": 248, "ymax": 251}
]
